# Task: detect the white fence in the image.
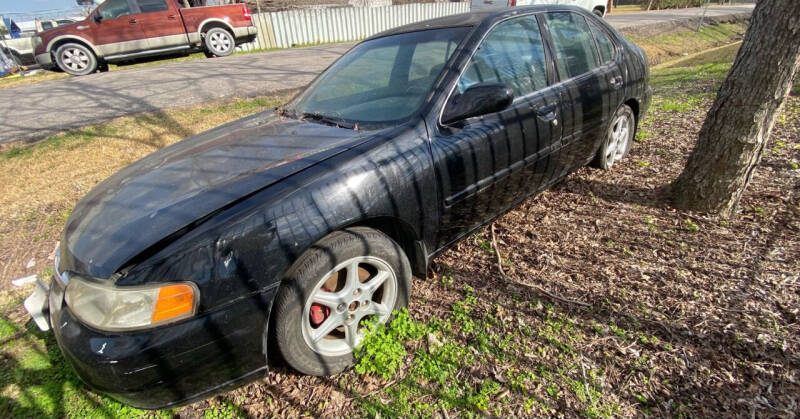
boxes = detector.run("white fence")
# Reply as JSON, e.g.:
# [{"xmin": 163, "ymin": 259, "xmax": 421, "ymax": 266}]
[{"xmin": 238, "ymin": 2, "xmax": 470, "ymax": 51}]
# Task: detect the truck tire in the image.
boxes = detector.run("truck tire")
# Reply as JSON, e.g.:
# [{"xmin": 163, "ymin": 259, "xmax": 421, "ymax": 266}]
[
  {"xmin": 204, "ymin": 27, "xmax": 235, "ymax": 58},
  {"xmin": 54, "ymin": 43, "xmax": 98, "ymax": 76}
]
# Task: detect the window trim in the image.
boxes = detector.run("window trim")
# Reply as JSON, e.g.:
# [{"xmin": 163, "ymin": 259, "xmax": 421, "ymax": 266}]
[
  {"xmin": 98, "ymin": 0, "xmax": 137, "ymax": 21},
  {"xmin": 540, "ymin": 11, "xmax": 606, "ymax": 84},
  {"xmin": 437, "ymin": 12, "xmax": 557, "ymax": 128},
  {"xmin": 587, "ymin": 18, "xmax": 619, "ymax": 66},
  {"xmin": 133, "ymin": 0, "xmax": 171, "ymax": 15}
]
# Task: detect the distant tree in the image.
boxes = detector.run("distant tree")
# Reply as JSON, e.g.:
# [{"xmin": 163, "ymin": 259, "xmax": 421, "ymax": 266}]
[{"xmin": 671, "ymin": 0, "xmax": 800, "ymax": 217}]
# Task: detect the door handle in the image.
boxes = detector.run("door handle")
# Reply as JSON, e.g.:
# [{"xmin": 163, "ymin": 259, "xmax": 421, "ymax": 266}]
[
  {"xmin": 536, "ymin": 104, "xmax": 559, "ymax": 127},
  {"xmin": 129, "ymin": 18, "xmax": 138, "ymax": 24},
  {"xmin": 168, "ymin": 14, "xmax": 177, "ymax": 20}
]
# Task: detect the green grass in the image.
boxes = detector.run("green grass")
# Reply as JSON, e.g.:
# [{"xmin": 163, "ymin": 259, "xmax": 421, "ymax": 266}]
[
  {"xmin": 628, "ymin": 22, "xmax": 745, "ymax": 66},
  {"xmin": 0, "ymin": 309, "xmax": 173, "ymax": 418}
]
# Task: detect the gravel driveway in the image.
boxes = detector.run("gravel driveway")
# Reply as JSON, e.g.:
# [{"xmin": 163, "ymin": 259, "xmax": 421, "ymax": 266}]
[{"xmin": 0, "ymin": 5, "xmax": 752, "ymax": 145}]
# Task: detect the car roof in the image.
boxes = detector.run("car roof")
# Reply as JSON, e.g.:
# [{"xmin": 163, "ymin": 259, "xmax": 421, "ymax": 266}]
[{"xmin": 366, "ymin": 5, "xmax": 585, "ymax": 40}]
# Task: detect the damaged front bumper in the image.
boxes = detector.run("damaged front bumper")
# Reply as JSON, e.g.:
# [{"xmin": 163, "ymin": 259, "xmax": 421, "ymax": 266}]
[
  {"xmin": 23, "ymin": 276, "xmax": 51, "ymax": 331},
  {"xmin": 23, "ymin": 254, "xmax": 276, "ymax": 409}
]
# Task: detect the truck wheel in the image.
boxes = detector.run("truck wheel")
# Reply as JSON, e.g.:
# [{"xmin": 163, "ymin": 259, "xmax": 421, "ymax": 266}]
[
  {"xmin": 204, "ymin": 28, "xmax": 235, "ymax": 58},
  {"xmin": 54, "ymin": 43, "xmax": 98, "ymax": 76},
  {"xmin": 272, "ymin": 227, "xmax": 412, "ymax": 376}
]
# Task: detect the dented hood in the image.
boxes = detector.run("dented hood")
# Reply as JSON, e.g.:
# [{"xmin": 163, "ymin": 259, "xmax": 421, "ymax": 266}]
[{"xmin": 61, "ymin": 111, "xmax": 372, "ymax": 279}]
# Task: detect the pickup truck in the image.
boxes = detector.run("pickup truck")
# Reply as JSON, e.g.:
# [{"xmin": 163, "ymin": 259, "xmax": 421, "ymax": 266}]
[
  {"xmin": 1, "ymin": 19, "xmax": 77, "ymax": 66},
  {"xmin": 33, "ymin": 0, "xmax": 257, "ymax": 76}
]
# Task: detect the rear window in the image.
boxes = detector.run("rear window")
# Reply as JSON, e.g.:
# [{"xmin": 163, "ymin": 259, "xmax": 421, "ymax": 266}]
[
  {"xmin": 136, "ymin": 0, "xmax": 169, "ymax": 13},
  {"xmin": 545, "ymin": 12, "xmax": 600, "ymax": 79},
  {"xmin": 589, "ymin": 20, "xmax": 616, "ymax": 64}
]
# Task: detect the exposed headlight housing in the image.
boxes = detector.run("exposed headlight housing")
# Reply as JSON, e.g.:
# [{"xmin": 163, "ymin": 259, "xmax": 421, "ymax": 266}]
[{"xmin": 65, "ymin": 276, "xmax": 198, "ymax": 332}]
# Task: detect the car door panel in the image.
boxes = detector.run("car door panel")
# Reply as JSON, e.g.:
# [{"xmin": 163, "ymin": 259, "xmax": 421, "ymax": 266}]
[
  {"xmin": 545, "ymin": 11, "xmax": 609, "ymax": 173},
  {"xmin": 433, "ymin": 15, "xmax": 561, "ymax": 248},
  {"xmin": 134, "ymin": 0, "xmax": 190, "ymax": 49},
  {"xmin": 92, "ymin": 0, "xmax": 146, "ymax": 55}
]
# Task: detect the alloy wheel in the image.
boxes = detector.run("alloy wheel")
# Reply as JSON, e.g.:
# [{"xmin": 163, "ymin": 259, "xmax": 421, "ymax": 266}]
[
  {"xmin": 61, "ymin": 48, "xmax": 90, "ymax": 72},
  {"xmin": 301, "ymin": 256, "xmax": 397, "ymax": 356},
  {"xmin": 209, "ymin": 32, "xmax": 232, "ymax": 54},
  {"xmin": 605, "ymin": 113, "xmax": 632, "ymax": 168}
]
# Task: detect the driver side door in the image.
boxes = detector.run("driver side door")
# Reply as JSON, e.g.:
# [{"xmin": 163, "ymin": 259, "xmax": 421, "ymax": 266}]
[
  {"xmin": 91, "ymin": 0, "xmax": 147, "ymax": 56},
  {"xmin": 431, "ymin": 14, "xmax": 563, "ymax": 248}
]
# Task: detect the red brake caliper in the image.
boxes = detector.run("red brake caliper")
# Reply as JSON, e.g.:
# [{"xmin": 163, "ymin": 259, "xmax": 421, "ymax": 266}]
[{"xmin": 310, "ymin": 288, "xmax": 331, "ymax": 326}]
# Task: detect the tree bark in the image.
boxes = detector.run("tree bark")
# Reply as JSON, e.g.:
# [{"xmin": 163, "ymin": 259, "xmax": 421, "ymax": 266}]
[{"xmin": 670, "ymin": 0, "xmax": 800, "ymax": 218}]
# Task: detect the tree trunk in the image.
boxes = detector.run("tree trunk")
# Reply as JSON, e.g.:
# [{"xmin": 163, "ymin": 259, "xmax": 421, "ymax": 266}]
[
  {"xmin": 670, "ymin": 0, "xmax": 800, "ymax": 218},
  {"xmin": 646, "ymin": 0, "xmax": 654, "ymax": 11}
]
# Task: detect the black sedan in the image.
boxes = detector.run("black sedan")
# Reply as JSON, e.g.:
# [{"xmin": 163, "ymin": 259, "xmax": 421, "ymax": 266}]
[{"xmin": 27, "ymin": 5, "xmax": 650, "ymax": 409}]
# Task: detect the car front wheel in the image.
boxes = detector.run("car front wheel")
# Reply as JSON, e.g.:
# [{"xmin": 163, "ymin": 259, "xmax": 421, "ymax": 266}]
[
  {"xmin": 272, "ymin": 227, "xmax": 411, "ymax": 376},
  {"xmin": 54, "ymin": 43, "xmax": 98, "ymax": 76}
]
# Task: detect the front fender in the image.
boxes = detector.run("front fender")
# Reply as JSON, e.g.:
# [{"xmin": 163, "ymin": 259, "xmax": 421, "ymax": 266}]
[
  {"xmin": 45, "ymin": 35, "xmax": 101, "ymax": 57},
  {"xmin": 117, "ymin": 120, "xmax": 438, "ymax": 313}
]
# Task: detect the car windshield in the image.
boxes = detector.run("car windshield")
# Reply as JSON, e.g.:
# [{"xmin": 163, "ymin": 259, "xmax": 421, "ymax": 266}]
[{"xmin": 285, "ymin": 27, "xmax": 470, "ymax": 128}]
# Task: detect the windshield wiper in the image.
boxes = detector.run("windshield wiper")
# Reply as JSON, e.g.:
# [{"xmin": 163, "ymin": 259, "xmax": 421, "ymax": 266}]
[{"xmin": 298, "ymin": 112, "xmax": 356, "ymax": 129}]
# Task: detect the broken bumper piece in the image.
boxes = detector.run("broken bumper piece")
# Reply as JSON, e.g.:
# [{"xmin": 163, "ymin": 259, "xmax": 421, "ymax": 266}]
[{"xmin": 24, "ymin": 276, "xmax": 51, "ymax": 331}]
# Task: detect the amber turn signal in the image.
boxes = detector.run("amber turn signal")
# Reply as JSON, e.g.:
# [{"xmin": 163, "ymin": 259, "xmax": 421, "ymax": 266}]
[{"xmin": 152, "ymin": 284, "xmax": 196, "ymax": 323}]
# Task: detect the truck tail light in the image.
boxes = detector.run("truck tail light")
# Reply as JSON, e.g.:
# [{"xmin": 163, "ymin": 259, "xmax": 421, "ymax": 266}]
[
  {"xmin": 243, "ymin": 4, "xmax": 252, "ymax": 20},
  {"xmin": 509, "ymin": 0, "xmax": 517, "ymax": 6}
]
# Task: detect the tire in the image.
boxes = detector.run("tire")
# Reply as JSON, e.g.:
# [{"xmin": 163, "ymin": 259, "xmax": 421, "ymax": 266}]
[
  {"xmin": 203, "ymin": 27, "xmax": 235, "ymax": 58},
  {"xmin": 593, "ymin": 8, "xmax": 604, "ymax": 18},
  {"xmin": 272, "ymin": 227, "xmax": 412, "ymax": 376},
  {"xmin": 592, "ymin": 104, "xmax": 635, "ymax": 170},
  {"xmin": 54, "ymin": 43, "xmax": 98, "ymax": 76}
]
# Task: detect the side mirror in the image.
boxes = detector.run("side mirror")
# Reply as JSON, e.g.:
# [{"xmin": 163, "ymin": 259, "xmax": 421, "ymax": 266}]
[
  {"xmin": 93, "ymin": 13, "xmax": 103, "ymax": 23},
  {"xmin": 441, "ymin": 82, "xmax": 514, "ymax": 125}
]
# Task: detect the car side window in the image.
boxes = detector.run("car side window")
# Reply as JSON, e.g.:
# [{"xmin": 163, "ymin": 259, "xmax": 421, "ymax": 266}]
[
  {"xmin": 100, "ymin": 0, "xmax": 133, "ymax": 20},
  {"xmin": 589, "ymin": 20, "xmax": 616, "ymax": 64},
  {"xmin": 544, "ymin": 12, "xmax": 600, "ymax": 80},
  {"xmin": 136, "ymin": 0, "xmax": 169, "ymax": 13},
  {"xmin": 457, "ymin": 16, "xmax": 548, "ymax": 97}
]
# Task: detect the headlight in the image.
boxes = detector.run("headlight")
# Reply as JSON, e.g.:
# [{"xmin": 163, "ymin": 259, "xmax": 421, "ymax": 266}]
[
  {"xmin": 65, "ymin": 276, "xmax": 198, "ymax": 332},
  {"xmin": 32, "ymin": 36, "xmax": 43, "ymax": 50}
]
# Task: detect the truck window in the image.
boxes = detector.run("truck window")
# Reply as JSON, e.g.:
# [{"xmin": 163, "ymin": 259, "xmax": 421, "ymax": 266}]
[
  {"xmin": 136, "ymin": 0, "xmax": 169, "ymax": 13},
  {"xmin": 100, "ymin": 0, "xmax": 133, "ymax": 20},
  {"xmin": 41, "ymin": 21, "xmax": 54, "ymax": 31}
]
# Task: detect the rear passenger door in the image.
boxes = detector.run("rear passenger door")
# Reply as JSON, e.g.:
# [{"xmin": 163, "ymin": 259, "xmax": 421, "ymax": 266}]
[
  {"xmin": 543, "ymin": 11, "xmax": 609, "ymax": 174},
  {"xmin": 133, "ymin": 0, "xmax": 190, "ymax": 49},
  {"xmin": 432, "ymin": 15, "xmax": 562, "ymax": 247}
]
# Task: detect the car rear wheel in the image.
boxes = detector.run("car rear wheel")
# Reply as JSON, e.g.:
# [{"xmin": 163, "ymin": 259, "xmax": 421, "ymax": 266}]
[
  {"xmin": 593, "ymin": 104, "xmax": 635, "ymax": 170},
  {"xmin": 204, "ymin": 28, "xmax": 235, "ymax": 57},
  {"xmin": 54, "ymin": 43, "xmax": 97, "ymax": 76},
  {"xmin": 272, "ymin": 227, "xmax": 412, "ymax": 376}
]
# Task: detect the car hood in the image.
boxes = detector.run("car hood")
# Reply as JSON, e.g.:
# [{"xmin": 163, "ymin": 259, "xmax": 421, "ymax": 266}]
[{"xmin": 60, "ymin": 111, "xmax": 374, "ymax": 279}]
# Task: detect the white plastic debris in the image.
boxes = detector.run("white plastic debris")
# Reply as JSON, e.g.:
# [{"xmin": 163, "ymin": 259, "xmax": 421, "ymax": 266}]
[
  {"xmin": 25, "ymin": 258, "xmax": 35, "ymax": 269},
  {"xmin": 12, "ymin": 275, "xmax": 38, "ymax": 287}
]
